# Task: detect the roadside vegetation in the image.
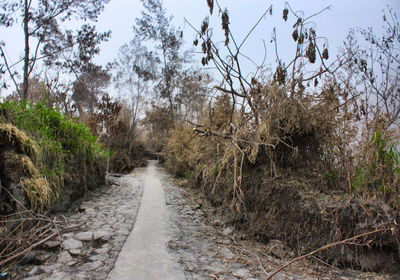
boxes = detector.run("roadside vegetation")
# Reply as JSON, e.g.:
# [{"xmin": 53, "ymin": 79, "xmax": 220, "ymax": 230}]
[
  {"xmin": 160, "ymin": 1, "xmax": 399, "ymax": 273},
  {"xmin": 0, "ymin": 0, "xmax": 398, "ymax": 274}
]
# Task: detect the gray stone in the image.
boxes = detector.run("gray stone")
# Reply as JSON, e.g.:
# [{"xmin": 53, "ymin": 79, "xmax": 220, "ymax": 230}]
[
  {"xmin": 67, "ymin": 260, "xmax": 79, "ymax": 266},
  {"xmin": 81, "ymin": 261, "xmax": 103, "ymax": 271},
  {"xmin": 73, "ymin": 273, "xmax": 91, "ymax": 280},
  {"xmin": 75, "ymin": 231, "xmax": 93, "ymax": 241},
  {"xmin": 62, "ymin": 232, "xmax": 74, "ymax": 239},
  {"xmin": 40, "ymin": 264, "xmax": 62, "ymax": 274},
  {"xmin": 28, "ymin": 266, "xmax": 41, "ymax": 276},
  {"xmin": 35, "ymin": 252, "xmax": 52, "ymax": 264},
  {"xmin": 93, "ymin": 230, "xmax": 111, "ymax": 241},
  {"xmin": 62, "ymin": 238, "xmax": 83, "ymax": 250},
  {"xmin": 94, "ymin": 247, "xmax": 109, "ymax": 254},
  {"xmin": 233, "ymin": 268, "xmax": 250, "ymax": 278},
  {"xmin": 43, "ymin": 240, "xmax": 60, "ymax": 249},
  {"xmin": 19, "ymin": 250, "xmax": 37, "ymax": 264},
  {"xmin": 223, "ymin": 227, "xmax": 234, "ymax": 235},
  {"xmin": 57, "ymin": 251, "xmax": 73, "ymax": 263},
  {"xmin": 69, "ymin": 249, "xmax": 82, "ymax": 256},
  {"xmin": 89, "ymin": 254, "xmax": 108, "ymax": 261},
  {"xmin": 24, "ymin": 276, "xmax": 46, "ymax": 280},
  {"xmin": 220, "ymin": 247, "xmax": 235, "ymax": 259},
  {"xmin": 116, "ymin": 228, "xmax": 130, "ymax": 236},
  {"xmin": 51, "ymin": 272, "xmax": 72, "ymax": 280}
]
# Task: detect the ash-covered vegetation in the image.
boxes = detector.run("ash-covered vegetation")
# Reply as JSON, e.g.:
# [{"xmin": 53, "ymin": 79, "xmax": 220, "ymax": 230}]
[
  {"xmin": 0, "ymin": 0, "xmax": 399, "ymax": 274},
  {"xmin": 161, "ymin": 1, "xmax": 399, "ymax": 273}
]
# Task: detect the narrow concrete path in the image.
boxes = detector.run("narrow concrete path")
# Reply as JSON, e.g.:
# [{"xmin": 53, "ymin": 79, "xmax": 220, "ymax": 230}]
[{"xmin": 107, "ymin": 161, "xmax": 185, "ymax": 280}]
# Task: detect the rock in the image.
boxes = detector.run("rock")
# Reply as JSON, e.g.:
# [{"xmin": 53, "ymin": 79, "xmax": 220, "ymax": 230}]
[
  {"xmin": 95, "ymin": 246, "xmax": 110, "ymax": 254},
  {"xmin": 43, "ymin": 240, "xmax": 60, "ymax": 249},
  {"xmin": 89, "ymin": 254, "xmax": 108, "ymax": 261},
  {"xmin": 67, "ymin": 260, "xmax": 79, "ymax": 266},
  {"xmin": 69, "ymin": 249, "xmax": 82, "ymax": 256},
  {"xmin": 233, "ymin": 268, "xmax": 250, "ymax": 278},
  {"xmin": 116, "ymin": 228, "xmax": 130, "ymax": 236},
  {"xmin": 75, "ymin": 231, "xmax": 93, "ymax": 241},
  {"xmin": 81, "ymin": 261, "xmax": 103, "ymax": 271},
  {"xmin": 57, "ymin": 251, "xmax": 73, "ymax": 263},
  {"xmin": 223, "ymin": 227, "xmax": 234, "ymax": 235},
  {"xmin": 19, "ymin": 250, "xmax": 37, "ymax": 264},
  {"xmin": 35, "ymin": 252, "xmax": 52, "ymax": 264},
  {"xmin": 193, "ymin": 203, "xmax": 202, "ymax": 210},
  {"xmin": 28, "ymin": 266, "xmax": 41, "ymax": 276},
  {"xmin": 62, "ymin": 232, "xmax": 74, "ymax": 239},
  {"xmin": 24, "ymin": 276, "xmax": 46, "ymax": 280},
  {"xmin": 62, "ymin": 238, "xmax": 83, "ymax": 250},
  {"xmin": 220, "ymin": 247, "xmax": 235, "ymax": 259},
  {"xmin": 40, "ymin": 264, "xmax": 62, "ymax": 274},
  {"xmin": 51, "ymin": 272, "xmax": 72, "ymax": 280},
  {"xmin": 93, "ymin": 230, "xmax": 111, "ymax": 241}
]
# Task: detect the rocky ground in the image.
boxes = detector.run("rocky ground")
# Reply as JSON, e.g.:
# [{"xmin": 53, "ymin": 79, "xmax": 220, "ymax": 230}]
[
  {"xmin": 8, "ymin": 163, "xmax": 398, "ymax": 280},
  {"xmin": 11, "ymin": 170, "xmax": 145, "ymax": 280}
]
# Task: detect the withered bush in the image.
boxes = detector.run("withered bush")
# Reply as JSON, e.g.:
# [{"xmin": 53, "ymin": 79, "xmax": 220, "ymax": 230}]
[{"xmin": 163, "ymin": 3, "xmax": 400, "ymax": 271}]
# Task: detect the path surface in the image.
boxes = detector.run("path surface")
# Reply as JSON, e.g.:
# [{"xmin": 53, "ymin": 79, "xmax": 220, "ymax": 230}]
[
  {"xmin": 16, "ymin": 161, "xmax": 393, "ymax": 280},
  {"xmin": 107, "ymin": 161, "xmax": 185, "ymax": 280}
]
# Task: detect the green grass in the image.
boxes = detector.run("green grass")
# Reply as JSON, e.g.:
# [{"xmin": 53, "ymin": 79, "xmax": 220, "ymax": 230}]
[{"xmin": 0, "ymin": 101, "xmax": 107, "ymax": 203}]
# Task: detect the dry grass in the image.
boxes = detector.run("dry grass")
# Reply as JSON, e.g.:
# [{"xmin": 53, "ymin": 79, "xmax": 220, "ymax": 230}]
[
  {"xmin": 19, "ymin": 177, "xmax": 52, "ymax": 211},
  {"xmin": 0, "ymin": 123, "xmax": 38, "ymax": 158}
]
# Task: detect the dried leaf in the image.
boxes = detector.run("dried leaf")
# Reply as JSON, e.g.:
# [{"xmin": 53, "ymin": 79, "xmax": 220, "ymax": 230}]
[
  {"xmin": 292, "ymin": 29, "xmax": 298, "ymax": 42},
  {"xmin": 283, "ymin": 8, "xmax": 288, "ymax": 21},
  {"xmin": 207, "ymin": 0, "xmax": 214, "ymax": 15},
  {"xmin": 221, "ymin": 9, "xmax": 230, "ymax": 46},
  {"xmin": 201, "ymin": 17, "xmax": 209, "ymax": 35},
  {"xmin": 322, "ymin": 48, "xmax": 329, "ymax": 60}
]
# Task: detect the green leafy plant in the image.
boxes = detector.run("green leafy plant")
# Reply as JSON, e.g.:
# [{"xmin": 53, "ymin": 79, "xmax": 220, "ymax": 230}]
[
  {"xmin": 354, "ymin": 130, "xmax": 400, "ymax": 201},
  {"xmin": 0, "ymin": 101, "xmax": 107, "ymax": 208}
]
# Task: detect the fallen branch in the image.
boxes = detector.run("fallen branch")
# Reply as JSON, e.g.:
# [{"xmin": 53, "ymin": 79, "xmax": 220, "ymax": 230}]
[
  {"xmin": 0, "ymin": 230, "xmax": 58, "ymax": 267},
  {"xmin": 266, "ymin": 227, "xmax": 388, "ymax": 280},
  {"xmin": 192, "ymin": 127, "xmax": 275, "ymax": 148}
]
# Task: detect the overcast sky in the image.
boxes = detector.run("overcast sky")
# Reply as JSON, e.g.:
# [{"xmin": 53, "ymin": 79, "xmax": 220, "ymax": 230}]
[
  {"xmin": 1, "ymin": 0, "xmax": 399, "ymax": 94},
  {"xmin": 93, "ymin": 0, "xmax": 400, "ymax": 70}
]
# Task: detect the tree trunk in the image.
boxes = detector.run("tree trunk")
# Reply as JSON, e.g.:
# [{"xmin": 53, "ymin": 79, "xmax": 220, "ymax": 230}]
[
  {"xmin": 22, "ymin": 0, "xmax": 30, "ymax": 101},
  {"xmin": 162, "ymin": 49, "xmax": 175, "ymax": 129}
]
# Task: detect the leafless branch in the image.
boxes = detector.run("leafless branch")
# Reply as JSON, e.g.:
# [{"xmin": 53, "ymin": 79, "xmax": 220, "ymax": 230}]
[{"xmin": 266, "ymin": 227, "xmax": 389, "ymax": 280}]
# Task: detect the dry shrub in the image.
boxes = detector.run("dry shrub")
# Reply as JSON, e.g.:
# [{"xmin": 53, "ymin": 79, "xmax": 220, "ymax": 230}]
[
  {"xmin": 164, "ymin": 81, "xmax": 400, "ymax": 271},
  {"xmin": 1, "ymin": 150, "xmax": 54, "ymax": 211},
  {"xmin": 352, "ymin": 122, "xmax": 400, "ymax": 207},
  {"xmin": 19, "ymin": 177, "xmax": 52, "ymax": 211},
  {"xmin": 0, "ymin": 123, "xmax": 38, "ymax": 158},
  {"xmin": 165, "ymin": 125, "xmax": 204, "ymax": 177}
]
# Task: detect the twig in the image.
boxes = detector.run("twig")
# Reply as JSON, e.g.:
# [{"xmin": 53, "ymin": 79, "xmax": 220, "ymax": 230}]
[
  {"xmin": 266, "ymin": 227, "xmax": 388, "ymax": 280},
  {"xmin": 256, "ymin": 254, "xmax": 269, "ymax": 276},
  {"xmin": 0, "ymin": 230, "xmax": 58, "ymax": 267}
]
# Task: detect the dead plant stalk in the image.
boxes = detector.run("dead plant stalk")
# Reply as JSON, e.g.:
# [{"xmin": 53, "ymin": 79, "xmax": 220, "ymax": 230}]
[{"xmin": 266, "ymin": 227, "xmax": 388, "ymax": 280}]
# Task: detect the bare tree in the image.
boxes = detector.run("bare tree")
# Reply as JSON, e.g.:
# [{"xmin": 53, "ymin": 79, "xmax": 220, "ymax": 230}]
[
  {"xmin": 342, "ymin": 8, "xmax": 400, "ymax": 129},
  {"xmin": 113, "ymin": 38, "xmax": 156, "ymax": 154},
  {"xmin": 134, "ymin": 0, "xmax": 186, "ymax": 128},
  {"xmin": 0, "ymin": 0, "xmax": 110, "ymax": 100}
]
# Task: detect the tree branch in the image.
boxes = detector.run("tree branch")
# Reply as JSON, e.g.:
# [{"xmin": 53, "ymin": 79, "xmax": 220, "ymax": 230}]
[{"xmin": 266, "ymin": 227, "xmax": 389, "ymax": 280}]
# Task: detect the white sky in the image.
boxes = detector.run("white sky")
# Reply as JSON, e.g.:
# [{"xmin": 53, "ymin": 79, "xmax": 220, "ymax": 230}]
[
  {"xmin": 1, "ymin": 0, "xmax": 399, "ymax": 94},
  {"xmin": 94, "ymin": 0, "xmax": 399, "ymax": 67}
]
